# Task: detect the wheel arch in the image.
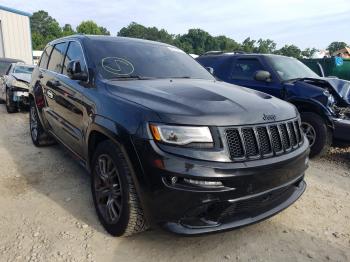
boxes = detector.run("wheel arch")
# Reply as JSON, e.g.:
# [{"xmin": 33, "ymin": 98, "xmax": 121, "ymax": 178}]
[
  {"xmin": 86, "ymin": 116, "xmax": 146, "ymax": 186},
  {"xmin": 288, "ymin": 98, "xmax": 334, "ymax": 129},
  {"xmin": 86, "ymin": 120, "xmax": 150, "ymax": 217}
]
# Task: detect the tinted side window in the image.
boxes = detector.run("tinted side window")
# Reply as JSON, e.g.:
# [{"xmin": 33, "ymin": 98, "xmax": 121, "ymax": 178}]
[
  {"xmin": 0, "ymin": 61, "xmax": 11, "ymax": 75},
  {"xmin": 48, "ymin": 42, "xmax": 68, "ymax": 73},
  {"xmin": 39, "ymin": 46, "xmax": 53, "ymax": 69},
  {"xmin": 63, "ymin": 41, "xmax": 87, "ymax": 76},
  {"xmin": 5, "ymin": 64, "xmax": 13, "ymax": 75},
  {"xmin": 231, "ymin": 59, "xmax": 264, "ymax": 80}
]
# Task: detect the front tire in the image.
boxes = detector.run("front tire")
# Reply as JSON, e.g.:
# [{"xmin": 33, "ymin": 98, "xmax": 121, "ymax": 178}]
[
  {"xmin": 29, "ymin": 99, "xmax": 55, "ymax": 147},
  {"xmin": 6, "ymin": 88, "xmax": 17, "ymax": 113},
  {"xmin": 91, "ymin": 140, "xmax": 148, "ymax": 236},
  {"xmin": 301, "ymin": 112, "xmax": 331, "ymax": 158}
]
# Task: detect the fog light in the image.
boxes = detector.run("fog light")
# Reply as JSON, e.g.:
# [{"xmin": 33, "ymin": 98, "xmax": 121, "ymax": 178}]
[
  {"xmin": 170, "ymin": 176, "xmax": 178, "ymax": 185},
  {"xmin": 183, "ymin": 178, "xmax": 223, "ymax": 187}
]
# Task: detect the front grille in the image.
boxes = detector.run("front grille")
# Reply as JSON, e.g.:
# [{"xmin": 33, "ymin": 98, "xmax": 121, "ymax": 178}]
[
  {"xmin": 242, "ymin": 128, "xmax": 259, "ymax": 157},
  {"xmin": 225, "ymin": 119, "xmax": 303, "ymax": 161}
]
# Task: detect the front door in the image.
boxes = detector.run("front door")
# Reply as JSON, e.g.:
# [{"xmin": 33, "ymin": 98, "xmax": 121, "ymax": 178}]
[
  {"xmin": 228, "ymin": 57, "xmax": 282, "ymax": 98},
  {"xmin": 45, "ymin": 41, "xmax": 88, "ymax": 157}
]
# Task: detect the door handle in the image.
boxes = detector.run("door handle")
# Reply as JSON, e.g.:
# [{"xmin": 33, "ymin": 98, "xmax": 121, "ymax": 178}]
[
  {"xmin": 46, "ymin": 89, "xmax": 54, "ymax": 99},
  {"xmin": 46, "ymin": 80, "xmax": 61, "ymax": 88}
]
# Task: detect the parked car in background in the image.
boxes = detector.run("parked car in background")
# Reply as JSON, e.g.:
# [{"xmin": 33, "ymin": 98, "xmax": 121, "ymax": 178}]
[
  {"xmin": 0, "ymin": 63, "xmax": 34, "ymax": 112},
  {"xmin": 197, "ymin": 53, "xmax": 350, "ymax": 157},
  {"xmin": 29, "ymin": 35, "xmax": 309, "ymax": 236},
  {"xmin": 0, "ymin": 58, "xmax": 24, "ymax": 76}
]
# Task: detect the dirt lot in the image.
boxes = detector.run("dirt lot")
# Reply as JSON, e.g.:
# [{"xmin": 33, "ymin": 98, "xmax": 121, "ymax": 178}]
[{"xmin": 0, "ymin": 105, "xmax": 349, "ymax": 262}]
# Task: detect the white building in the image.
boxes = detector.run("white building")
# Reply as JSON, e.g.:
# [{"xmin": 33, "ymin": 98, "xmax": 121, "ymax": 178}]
[{"xmin": 0, "ymin": 5, "xmax": 32, "ymax": 64}]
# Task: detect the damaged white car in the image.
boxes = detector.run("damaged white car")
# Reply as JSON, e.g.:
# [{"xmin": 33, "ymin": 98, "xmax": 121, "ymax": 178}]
[{"xmin": 0, "ymin": 63, "xmax": 34, "ymax": 113}]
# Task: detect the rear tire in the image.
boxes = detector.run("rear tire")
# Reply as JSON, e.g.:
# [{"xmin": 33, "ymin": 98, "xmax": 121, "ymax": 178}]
[
  {"xmin": 29, "ymin": 99, "xmax": 55, "ymax": 147},
  {"xmin": 6, "ymin": 88, "xmax": 17, "ymax": 113},
  {"xmin": 301, "ymin": 112, "xmax": 331, "ymax": 158},
  {"xmin": 91, "ymin": 140, "xmax": 148, "ymax": 236}
]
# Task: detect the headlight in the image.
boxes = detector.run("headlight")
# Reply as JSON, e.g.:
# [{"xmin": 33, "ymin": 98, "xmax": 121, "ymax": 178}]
[
  {"xmin": 149, "ymin": 124, "xmax": 213, "ymax": 146},
  {"xmin": 328, "ymin": 94, "xmax": 335, "ymax": 106},
  {"xmin": 12, "ymin": 80, "xmax": 29, "ymax": 89}
]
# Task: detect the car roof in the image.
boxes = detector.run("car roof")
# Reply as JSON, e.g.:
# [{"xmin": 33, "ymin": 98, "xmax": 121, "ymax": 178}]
[
  {"xmin": 12, "ymin": 63, "xmax": 34, "ymax": 68},
  {"xmin": 49, "ymin": 34, "xmax": 173, "ymax": 48},
  {"xmin": 0, "ymin": 58, "xmax": 25, "ymax": 63}
]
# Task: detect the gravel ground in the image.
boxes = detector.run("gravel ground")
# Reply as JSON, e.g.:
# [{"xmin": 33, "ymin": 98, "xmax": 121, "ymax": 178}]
[{"xmin": 0, "ymin": 105, "xmax": 349, "ymax": 262}]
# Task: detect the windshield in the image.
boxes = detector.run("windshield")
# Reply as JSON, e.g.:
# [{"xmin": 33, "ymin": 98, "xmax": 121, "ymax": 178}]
[
  {"xmin": 268, "ymin": 56, "xmax": 319, "ymax": 81},
  {"xmin": 13, "ymin": 66, "xmax": 34, "ymax": 75},
  {"xmin": 89, "ymin": 40, "xmax": 214, "ymax": 80}
]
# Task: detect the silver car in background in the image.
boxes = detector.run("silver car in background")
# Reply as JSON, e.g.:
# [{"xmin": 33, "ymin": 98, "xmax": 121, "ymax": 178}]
[{"xmin": 0, "ymin": 62, "xmax": 34, "ymax": 113}]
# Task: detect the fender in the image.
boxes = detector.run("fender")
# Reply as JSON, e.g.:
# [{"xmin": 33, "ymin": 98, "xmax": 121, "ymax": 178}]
[
  {"xmin": 85, "ymin": 114, "xmax": 151, "ymax": 197},
  {"xmin": 287, "ymin": 97, "xmax": 335, "ymax": 129}
]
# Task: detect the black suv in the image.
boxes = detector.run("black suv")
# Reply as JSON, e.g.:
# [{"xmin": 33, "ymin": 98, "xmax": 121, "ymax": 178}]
[
  {"xmin": 29, "ymin": 35, "xmax": 309, "ymax": 236},
  {"xmin": 197, "ymin": 53, "xmax": 350, "ymax": 157}
]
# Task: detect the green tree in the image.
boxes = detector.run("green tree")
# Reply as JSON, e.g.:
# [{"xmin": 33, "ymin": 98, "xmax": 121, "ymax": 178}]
[
  {"xmin": 214, "ymin": 35, "xmax": 241, "ymax": 52},
  {"xmin": 327, "ymin": 41, "xmax": 348, "ymax": 55},
  {"xmin": 275, "ymin": 45, "xmax": 302, "ymax": 58},
  {"xmin": 301, "ymin": 47, "xmax": 318, "ymax": 58},
  {"xmin": 118, "ymin": 22, "xmax": 173, "ymax": 44},
  {"xmin": 241, "ymin": 37, "xmax": 256, "ymax": 53},
  {"xmin": 62, "ymin": 24, "xmax": 75, "ymax": 36},
  {"xmin": 76, "ymin": 20, "xmax": 110, "ymax": 35},
  {"xmin": 177, "ymin": 29, "xmax": 218, "ymax": 55},
  {"xmin": 30, "ymin": 10, "xmax": 62, "ymax": 49},
  {"xmin": 255, "ymin": 39, "xmax": 277, "ymax": 54},
  {"xmin": 99, "ymin": 26, "xmax": 111, "ymax": 35}
]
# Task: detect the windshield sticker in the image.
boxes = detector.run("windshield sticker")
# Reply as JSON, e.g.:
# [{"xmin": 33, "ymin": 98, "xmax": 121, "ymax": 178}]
[
  {"xmin": 167, "ymin": 47, "xmax": 185, "ymax": 53},
  {"xmin": 101, "ymin": 57, "xmax": 135, "ymax": 75}
]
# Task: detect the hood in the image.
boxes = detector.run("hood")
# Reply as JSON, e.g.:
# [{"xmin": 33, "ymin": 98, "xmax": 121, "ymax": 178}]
[
  {"xmin": 324, "ymin": 78, "xmax": 350, "ymax": 104},
  {"xmin": 289, "ymin": 77, "xmax": 350, "ymax": 105},
  {"xmin": 12, "ymin": 73, "xmax": 31, "ymax": 84},
  {"xmin": 105, "ymin": 79, "xmax": 297, "ymax": 126}
]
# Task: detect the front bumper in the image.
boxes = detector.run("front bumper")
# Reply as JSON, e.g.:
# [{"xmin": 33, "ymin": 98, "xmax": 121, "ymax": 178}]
[
  {"xmin": 133, "ymin": 138, "xmax": 309, "ymax": 235},
  {"xmin": 332, "ymin": 118, "xmax": 350, "ymax": 141},
  {"xmin": 12, "ymin": 90, "xmax": 29, "ymax": 105}
]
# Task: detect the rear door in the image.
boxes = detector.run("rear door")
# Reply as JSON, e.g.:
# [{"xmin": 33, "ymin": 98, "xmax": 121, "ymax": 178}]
[{"xmin": 228, "ymin": 57, "xmax": 282, "ymax": 98}]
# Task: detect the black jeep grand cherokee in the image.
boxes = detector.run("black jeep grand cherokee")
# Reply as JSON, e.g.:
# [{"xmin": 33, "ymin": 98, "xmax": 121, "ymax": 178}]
[{"xmin": 29, "ymin": 35, "xmax": 309, "ymax": 236}]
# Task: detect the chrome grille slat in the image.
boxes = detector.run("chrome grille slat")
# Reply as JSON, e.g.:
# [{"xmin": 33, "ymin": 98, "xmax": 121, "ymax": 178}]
[{"xmin": 225, "ymin": 119, "xmax": 303, "ymax": 161}]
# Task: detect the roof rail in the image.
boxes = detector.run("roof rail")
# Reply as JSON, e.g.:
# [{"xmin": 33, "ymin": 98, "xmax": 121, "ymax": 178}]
[
  {"xmin": 200, "ymin": 51, "xmax": 246, "ymax": 56},
  {"xmin": 201, "ymin": 51, "xmax": 224, "ymax": 56}
]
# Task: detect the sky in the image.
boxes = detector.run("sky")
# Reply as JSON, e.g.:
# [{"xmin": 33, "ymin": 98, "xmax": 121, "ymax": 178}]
[{"xmin": 1, "ymin": 0, "xmax": 350, "ymax": 49}]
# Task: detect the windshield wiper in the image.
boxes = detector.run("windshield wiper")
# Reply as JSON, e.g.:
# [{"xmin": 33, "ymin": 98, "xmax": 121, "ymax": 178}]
[
  {"xmin": 109, "ymin": 75, "xmax": 154, "ymax": 80},
  {"xmin": 283, "ymin": 77, "xmax": 321, "ymax": 83},
  {"xmin": 169, "ymin": 76, "xmax": 192, "ymax": 79}
]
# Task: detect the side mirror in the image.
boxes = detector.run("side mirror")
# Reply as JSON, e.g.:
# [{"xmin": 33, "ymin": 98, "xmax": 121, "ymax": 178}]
[
  {"xmin": 67, "ymin": 60, "xmax": 88, "ymax": 81},
  {"xmin": 206, "ymin": 67, "xmax": 214, "ymax": 75},
  {"xmin": 254, "ymin": 70, "xmax": 271, "ymax": 82}
]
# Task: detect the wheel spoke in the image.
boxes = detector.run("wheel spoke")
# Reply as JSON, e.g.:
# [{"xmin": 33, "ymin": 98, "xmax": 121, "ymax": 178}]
[
  {"xmin": 111, "ymin": 186, "xmax": 121, "ymax": 198},
  {"xmin": 98, "ymin": 158, "xmax": 109, "ymax": 183},
  {"xmin": 107, "ymin": 166, "xmax": 117, "ymax": 176},
  {"xmin": 96, "ymin": 186, "xmax": 110, "ymax": 201},
  {"xmin": 301, "ymin": 122, "xmax": 316, "ymax": 147},
  {"xmin": 95, "ymin": 154, "xmax": 123, "ymax": 223},
  {"xmin": 106, "ymin": 197, "xmax": 119, "ymax": 221}
]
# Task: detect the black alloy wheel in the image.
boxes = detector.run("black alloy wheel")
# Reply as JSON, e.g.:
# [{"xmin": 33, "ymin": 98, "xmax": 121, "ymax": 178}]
[{"xmin": 94, "ymin": 154, "xmax": 123, "ymax": 224}]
